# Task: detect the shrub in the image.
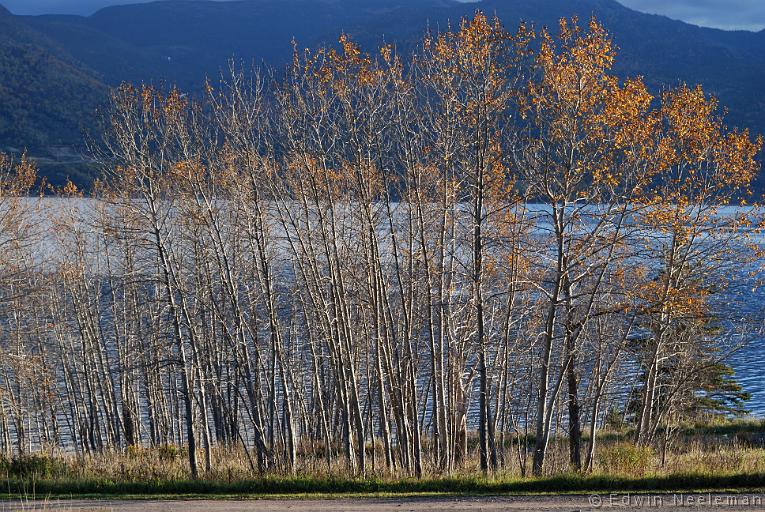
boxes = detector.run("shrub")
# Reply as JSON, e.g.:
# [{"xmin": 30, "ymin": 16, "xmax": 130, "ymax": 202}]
[
  {"xmin": 157, "ymin": 444, "xmax": 180, "ymax": 462},
  {"xmin": 8, "ymin": 454, "xmax": 66, "ymax": 479},
  {"xmin": 604, "ymin": 407, "xmax": 626, "ymax": 431},
  {"xmin": 599, "ymin": 443, "xmax": 655, "ymax": 476},
  {"xmin": 126, "ymin": 445, "xmax": 144, "ymax": 458}
]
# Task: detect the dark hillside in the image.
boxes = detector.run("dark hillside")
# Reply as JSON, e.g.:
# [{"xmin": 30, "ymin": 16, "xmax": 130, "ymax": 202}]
[
  {"xmin": 0, "ymin": 5, "xmax": 106, "ymax": 149},
  {"xmin": 2, "ymin": 0, "xmax": 765, "ymax": 187}
]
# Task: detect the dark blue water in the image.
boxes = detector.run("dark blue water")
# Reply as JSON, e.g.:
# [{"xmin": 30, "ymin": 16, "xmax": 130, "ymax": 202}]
[
  {"xmin": 730, "ymin": 341, "xmax": 765, "ymax": 416},
  {"xmin": 30, "ymin": 199, "xmax": 765, "ymax": 417}
]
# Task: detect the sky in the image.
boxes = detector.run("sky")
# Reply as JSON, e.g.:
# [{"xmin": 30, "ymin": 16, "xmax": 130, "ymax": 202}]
[
  {"xmin": 2, "ymin": 0, "xmax": 763, "ymax": 32},
  {"xmin": 618, "ymin": 0, "xmax": 765, "ymax": 31}
]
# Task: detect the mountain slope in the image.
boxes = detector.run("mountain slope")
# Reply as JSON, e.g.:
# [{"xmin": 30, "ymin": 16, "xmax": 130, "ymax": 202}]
[
  {"xmin": 22, "ymin": 0, "xmax": 765, "ymax": 133},
  {"xmin": 23, "ymin": 0, "xmax": 463, "ymax": 88},
  {"xmin": 0, "ymin": 5, "xmax": 107, "ymax": 150},
  {"xmin": 2, "ymin": 0, "xmax": 765, "ymax": 186}
]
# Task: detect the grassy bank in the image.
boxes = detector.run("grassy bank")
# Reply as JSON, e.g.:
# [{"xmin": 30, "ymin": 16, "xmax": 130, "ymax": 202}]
[
  {"xmin": 3, "ymin": 473, "xmax": 765, "ymax": 499},
  {"xmin": 3, "ymin": 419, "xmax": 765, "ymax": 499}
]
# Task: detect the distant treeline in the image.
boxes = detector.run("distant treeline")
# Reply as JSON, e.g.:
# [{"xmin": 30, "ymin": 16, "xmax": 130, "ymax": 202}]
[{"xmin": 0, "ymin": 14, "xmax": 761, "ymax": 480}]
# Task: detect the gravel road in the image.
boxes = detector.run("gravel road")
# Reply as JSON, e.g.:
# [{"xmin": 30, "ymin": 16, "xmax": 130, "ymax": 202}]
[{"xmin": 2, "ymin": 494, "xmax": 765, "ymax": 512}]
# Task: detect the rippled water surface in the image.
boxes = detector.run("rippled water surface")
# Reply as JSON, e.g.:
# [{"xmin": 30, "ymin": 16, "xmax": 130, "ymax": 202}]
[
  {"xmin": 23, "ymin": 199, "xmax": 765, "ymax": 418},
  {"xmin": 731, "ymin": 341, "xmax": 765, "ymax": 416}
]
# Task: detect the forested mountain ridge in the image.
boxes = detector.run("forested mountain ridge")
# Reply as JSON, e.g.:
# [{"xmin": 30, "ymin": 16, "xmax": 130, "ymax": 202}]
[
  {"xmin": 2, "ymin": 0, "xmax": 765, "ymax": 187},
  {"xmin": 0, "ymin": 5, "xmax": 105, "ymax": 149}
]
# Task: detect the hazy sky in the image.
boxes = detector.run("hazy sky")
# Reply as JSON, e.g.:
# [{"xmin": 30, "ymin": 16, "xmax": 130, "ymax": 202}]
[
  {"xmin": 2, "ymin": 0, "xmax": 763, "ymax": 32},
  {"xmin": 618, "ymin": 0, "xmax": 765, "ymax": 31}
]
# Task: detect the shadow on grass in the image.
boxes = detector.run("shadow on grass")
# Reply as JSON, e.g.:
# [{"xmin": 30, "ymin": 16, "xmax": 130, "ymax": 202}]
[{"xmin": 3, "ymin": 473, "xmax": 765, "ymax": 499}]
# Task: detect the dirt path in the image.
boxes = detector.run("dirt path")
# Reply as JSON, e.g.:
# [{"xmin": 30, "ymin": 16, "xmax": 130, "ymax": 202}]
[{"xmin": 2, "ymin": 494, "xmax": 765, "ymax": 512}]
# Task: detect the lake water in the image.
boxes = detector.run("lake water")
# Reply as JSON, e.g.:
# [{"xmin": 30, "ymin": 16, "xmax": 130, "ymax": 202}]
[
  {"xmin": 731, "ymin": 348, "xmax": 765, "ymax": 416},
  {"xmin": 13, "ymin": 198, "xmax": 765, "ymax": 418}
]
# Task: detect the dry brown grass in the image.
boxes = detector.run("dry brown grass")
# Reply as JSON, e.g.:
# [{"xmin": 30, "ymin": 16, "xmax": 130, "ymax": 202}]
[{"xmin": 3, "ymin": 421, "xmax": 765, "ymax": 485}]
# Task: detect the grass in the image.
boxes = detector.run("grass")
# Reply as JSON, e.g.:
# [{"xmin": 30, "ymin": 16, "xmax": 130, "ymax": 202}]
[
  {"xmin": 3, "ymin": 473, "xmax": 765, "ymax": 500},
  {"xmin": 681, "ymin": 418, "xmax": 765, "ymax": 437},
  {"xmin": 2, "ymin": 418, "xmax": 764, "ymax": 500}
]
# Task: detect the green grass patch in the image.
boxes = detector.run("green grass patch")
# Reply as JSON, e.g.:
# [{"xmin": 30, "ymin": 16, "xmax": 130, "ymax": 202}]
[{"xmin": 3, "ymin": 472, "xmax": 765, "ymax": 500}]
